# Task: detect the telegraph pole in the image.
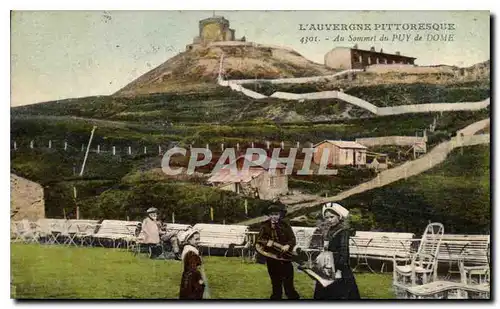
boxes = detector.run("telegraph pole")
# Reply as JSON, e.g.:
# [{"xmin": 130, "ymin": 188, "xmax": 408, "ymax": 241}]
[
  {"xmin": 75, "ymin": 126, "xmax": 97, "ymax": 219},
  {"xmin": 79, "ymin": 126, "xmax": 97, "ymax": 176}
]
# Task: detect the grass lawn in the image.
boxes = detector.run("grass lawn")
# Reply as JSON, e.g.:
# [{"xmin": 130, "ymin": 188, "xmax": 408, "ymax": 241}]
[{"xmin": 11, "ymin": 244, "xmax": 394, "ymax": 299}]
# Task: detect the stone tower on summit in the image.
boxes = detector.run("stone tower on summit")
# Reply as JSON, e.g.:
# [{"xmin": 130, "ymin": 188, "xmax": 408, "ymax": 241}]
[{"xmin": 186, "ymin": 16, "xmax": 246, "ymax": 51}]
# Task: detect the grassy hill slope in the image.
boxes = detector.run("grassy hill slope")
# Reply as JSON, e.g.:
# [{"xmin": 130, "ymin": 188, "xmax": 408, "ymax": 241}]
[
  {"xmin": 293, "ymin": 145, "xmax": 490, "ymax": 234},
  {"xmin": 114, "ymin": 44, "xmax": 337, "ymax": 97}
]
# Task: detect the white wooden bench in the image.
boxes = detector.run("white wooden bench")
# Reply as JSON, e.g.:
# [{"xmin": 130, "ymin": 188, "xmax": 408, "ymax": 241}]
[
  {"xmin": 437, "ymin": 234, "xmax": 490, "ymax": 278},
  {"xmin": 94, "ymin": 220, "xmax": 140, "ymax": 249},
  {"xmin": 401, "ymin": 280, "xmax": 490, "ymax": 299},
  {"xmin": 163, "ymin": 223, "xmax": 192, "ymax": 233},
  {"xmin": 350, "ymin": 231, "xmax": 415, "ymax": 273},
  {"xmin": 193, "ymin": 223, "xmax": 249, "ymax": 256},
  {"xmin": 133, "ymin": 223, "xmax": 193, "ymax": 256},
  {"xmin": 67, "ymin": 220, "xmax": 100, "ymax": 246}
]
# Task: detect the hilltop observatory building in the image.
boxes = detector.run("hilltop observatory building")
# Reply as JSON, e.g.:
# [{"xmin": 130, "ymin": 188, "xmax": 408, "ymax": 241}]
[
  {"xmin": 325, "ymin": 45, "xmax": 416, "ymax": 70},
  {"xmin": 186, "ymin": 16, "xmax": 246, "ymax": 51}
]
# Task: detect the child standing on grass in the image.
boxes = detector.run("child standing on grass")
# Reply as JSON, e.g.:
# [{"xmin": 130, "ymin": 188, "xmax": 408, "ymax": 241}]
[
  {"xmin": 256, "ymin": 202, "xmax": 300, "ymax": 300},
  {"xmin": 179, "ymin": 251, "xmax": 205, "ymax": 299},
  {"xmin": 313, "ymin": 202, "xmax": 360, "ymax": 300},
  {"xmin": 179, "ymin": 230, "xmax": 207, "ymax": 299}
]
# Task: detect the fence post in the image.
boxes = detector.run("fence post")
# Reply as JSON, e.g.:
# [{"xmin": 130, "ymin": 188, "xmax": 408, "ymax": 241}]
[
  {"xmin": 172, "ymin": 212, "xmax": 175, "ymax": 224},
  {"xmin": 64, "ymin": 141, "xmax": 68, "ymax": 151},
  {"xmin": 128, "ymin": 146, "xmax": 131, "ymax": 155},
  {"xmin": 97, "ymin": 145, "xmax": 100, "ymax": 154},
  {"xmin": 296, "ymin": 141, "xmax": 300, "ymax": 149},
  {"xmin": 281, "ymin": 141, "xmax": 284, "ymax": 149},
  {"xmin": 206, "ymin": 144, "xmax": 209, "ymax": 150},
  {"xmin": 266, "ymin": 141, "xmax": 270, "ymax": 149},
  {"xmin": 221, "ymin": 143, "xmax": 224, "ymax": 151},
  {"xmin": 144, "ymin": 146, "xmax": 147, "ymax": 154},
  {"xmin": 236, "ymin": 143, "xmax": 240, "ymax": 151},
  {"xmin": 48, "ymin": 140, "xmax": 52, "ymax": 149},
  {"xmin": 251, "ymin": 142, "xmax": 254, "ymax": 148},
  {"xmin": 30, "ymin": 140, "xmax": 34, "ymax": 149},
  {"xmin": 112, "ymin": 146, "xmax": 116, "ymax": 156},
  {"xmin": 74, "ymin": 186, "xmax": 79, "ymax": 220}
]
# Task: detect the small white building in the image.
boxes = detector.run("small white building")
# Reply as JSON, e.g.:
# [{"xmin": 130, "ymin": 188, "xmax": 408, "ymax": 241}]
[{"xmin": 312, "ymin": 140, "xmax": 368, "ymax": 166}]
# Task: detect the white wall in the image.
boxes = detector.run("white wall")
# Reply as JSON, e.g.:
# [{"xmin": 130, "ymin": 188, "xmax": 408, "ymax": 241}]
[
  {"xmin": 356, "ymin": 136, "xmax": 427, "ymax": 147},
  {"xmin": 366, "ymin": 64, "xmax": 456, "ymax": 74},
  {"xmin": 218, "ymin": 70, "xmax": 490, "ymax": 117},
  {"xmin": 227, "ymin": 69, "xmax": 362, "ymax": 85},
  {"xmin": 378, "ymin": 99, "xmax": 490, "ymax": 115}
]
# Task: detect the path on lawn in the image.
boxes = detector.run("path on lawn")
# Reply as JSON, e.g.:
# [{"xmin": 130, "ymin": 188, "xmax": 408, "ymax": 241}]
[{"xmin": 239, "ymin": 118, "xmax": 490, "ymax": 227}]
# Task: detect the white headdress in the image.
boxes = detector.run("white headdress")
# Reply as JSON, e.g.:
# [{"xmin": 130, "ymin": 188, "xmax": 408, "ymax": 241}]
[
  {"xmin": 322, "ymin": 202, "xmax": 349, "ymax": 219},
  {"xmin": 177, "ymin": 229, "xmax": 199, "ymax": 244},
  {"xmin": 181, "ymin": 244, "xmax": 200, "ymax": 262}
]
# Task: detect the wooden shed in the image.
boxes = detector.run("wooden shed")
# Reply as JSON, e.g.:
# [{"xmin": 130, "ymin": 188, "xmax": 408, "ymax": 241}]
[
  {"xmin": 207, "ymin": 154, "xmax": 288, "ymax": 200},
  {"xmin": 312, "ymin": 140, "xmax": 368, "ymax": 166}
]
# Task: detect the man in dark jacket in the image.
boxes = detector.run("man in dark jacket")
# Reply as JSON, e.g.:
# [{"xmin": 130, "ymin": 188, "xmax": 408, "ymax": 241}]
[{"xmin": 256, "ymin": 202, "xmax": 300, "ymax": 300}]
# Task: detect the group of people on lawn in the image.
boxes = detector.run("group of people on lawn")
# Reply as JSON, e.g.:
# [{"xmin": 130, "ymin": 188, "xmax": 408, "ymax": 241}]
[{"xmin": 138, "ymin": 201, "xmax": 360, "ymax": 300}]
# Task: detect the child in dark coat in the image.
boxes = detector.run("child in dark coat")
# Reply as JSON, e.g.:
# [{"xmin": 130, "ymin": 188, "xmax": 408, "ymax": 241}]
[{"xmin": 179, "ymin": 249, "xmax": 205, "ymax": 299}]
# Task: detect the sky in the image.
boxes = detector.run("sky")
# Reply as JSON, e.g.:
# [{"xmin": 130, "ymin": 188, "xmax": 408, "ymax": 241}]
[{"xmin": 10, "ymin": 10, "xmax": 490, "ymax": 107}]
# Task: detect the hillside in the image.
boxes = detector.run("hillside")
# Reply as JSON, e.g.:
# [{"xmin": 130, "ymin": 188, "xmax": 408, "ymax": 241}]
[
  {"xmin": 114, "ymin": 43, "xmax": 337, "ymax": 97},
  {"xmin": 292, "ymin": 144, "xmax": 490, "ymax": 234},
  {"xmin": 10, "ymin": 40, "xmax": 490, "ymax": 231}
]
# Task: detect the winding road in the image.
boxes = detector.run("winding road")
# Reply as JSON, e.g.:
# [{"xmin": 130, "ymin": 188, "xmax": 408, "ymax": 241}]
[{"xmin": 239, "ymin": 118, "xmax": 490, "ymax": 226}]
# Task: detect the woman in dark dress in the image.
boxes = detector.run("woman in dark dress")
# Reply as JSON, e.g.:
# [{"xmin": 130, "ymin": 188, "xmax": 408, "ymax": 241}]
[{"xmin": 313, "ymin": 202, "xmax": 361, "ymax": 300}]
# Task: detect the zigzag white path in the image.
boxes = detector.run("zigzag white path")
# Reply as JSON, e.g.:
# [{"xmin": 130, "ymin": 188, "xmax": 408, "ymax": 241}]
[
  {"xmin": 239, "ymin": 118, "xmax": 490, "ymax": 226},
  {"xmin": 227, "ymin": 69, "xmax": 364, "ymax": 85},
  {"xmin": 218, "ymin": 72, "xmax": 490, "ymax": 116}
]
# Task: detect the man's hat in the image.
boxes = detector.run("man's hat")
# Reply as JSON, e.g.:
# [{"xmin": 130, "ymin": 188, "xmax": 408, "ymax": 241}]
[
  {"xmin": 146, "ymin": 207, "xmax": 159, "ymax": 214},
  {"xmin": 264, "ymin": 201, "xmax": 287, "ymax": 216}
]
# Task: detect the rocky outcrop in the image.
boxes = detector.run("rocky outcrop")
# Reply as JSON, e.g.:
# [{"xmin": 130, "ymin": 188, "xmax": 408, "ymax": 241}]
[{"xmin": 10, "ymin": 174, "xmax": 45, "ymax": 221}]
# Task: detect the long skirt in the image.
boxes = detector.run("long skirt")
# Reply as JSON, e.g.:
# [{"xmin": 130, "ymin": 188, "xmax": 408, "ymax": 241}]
[{"xmin": 314, "ymin": 277, "xmax": 361, "ymax": 300}]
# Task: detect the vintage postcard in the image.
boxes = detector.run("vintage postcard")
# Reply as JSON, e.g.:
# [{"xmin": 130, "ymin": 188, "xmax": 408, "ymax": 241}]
[{"xmin": 10, "ymin": 10, "xmax": 490, "ymax": 300}]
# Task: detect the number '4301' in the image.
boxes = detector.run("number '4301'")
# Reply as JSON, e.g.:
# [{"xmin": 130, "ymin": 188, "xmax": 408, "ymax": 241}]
[{"xmin": 300, "ymin": 36, "xmax": 319, "ymax": 44}]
